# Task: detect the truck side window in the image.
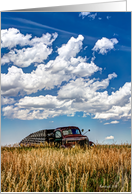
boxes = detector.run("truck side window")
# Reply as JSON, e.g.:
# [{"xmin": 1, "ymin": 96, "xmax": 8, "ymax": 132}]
[{"xmin": 55, "ymin": 131, "xmax": 62, "ymax": 138}]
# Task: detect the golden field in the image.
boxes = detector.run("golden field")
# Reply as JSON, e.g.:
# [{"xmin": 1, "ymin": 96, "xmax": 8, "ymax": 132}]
[{"xmin": 1, "ymin": 143, "xmax": 131, "ymax": 192}]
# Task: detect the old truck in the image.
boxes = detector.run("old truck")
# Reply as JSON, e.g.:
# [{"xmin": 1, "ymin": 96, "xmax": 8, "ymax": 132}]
[{"xmin": 19, "ymin": 126, "xmax": 91, "ymax": 148}]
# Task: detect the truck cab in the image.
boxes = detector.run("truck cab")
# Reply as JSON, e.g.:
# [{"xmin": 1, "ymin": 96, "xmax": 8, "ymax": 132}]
[{"xmin": 54, "ymin": 126, "xmax": 89, "ymax": 148}]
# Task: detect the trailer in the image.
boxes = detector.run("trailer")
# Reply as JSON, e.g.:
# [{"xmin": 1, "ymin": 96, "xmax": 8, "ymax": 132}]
[{"xmin": 19, "ymin": 129, "xmax": 54, "ymax": 145}]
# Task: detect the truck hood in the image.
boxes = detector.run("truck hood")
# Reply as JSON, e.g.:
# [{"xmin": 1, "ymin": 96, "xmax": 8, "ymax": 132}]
[{"xmin": 62, "ymin": 135, "xmax": 89, "ymax": 148}]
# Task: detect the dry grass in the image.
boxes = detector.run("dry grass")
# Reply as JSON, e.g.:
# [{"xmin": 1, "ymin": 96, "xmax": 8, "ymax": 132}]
[{"xmin": 1, "ymin": 143, "xmax": 131, "ymax": 192}]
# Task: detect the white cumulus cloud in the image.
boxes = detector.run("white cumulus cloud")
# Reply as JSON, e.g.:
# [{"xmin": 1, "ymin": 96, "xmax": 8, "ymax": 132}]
[
  {"xmin": 105, "ymin": 136, "xmax": 114, "ymax": 140},
  {"xmin": 1, "ymin": 31, "xmax": 131, "ymax": 122},
  {"xmin": 79, "ymin": 12, "xmax": 91, "ymax": 19},
  {"xmin": 1, "ymin": 28, "xmax": 58, "ymax": 49},
  {"xmin": 1, "ymin": 97, "xmax": 15, "ymax": 105},
  {"xmin": 88, "ymin": 13, "xmax": 97, "ymax": 20},
  {"xmin": 2, "ymin": 78, "xmax": 131, "ymax": 120},
  {"xmin": 79, "ymin": 12, "xmax": 97, "ymax": 20},
  {"xmin": 1, "ymin": 43, "xmax": 53, "ymax": 67},
  {"xmin": 1, "ymin": 28, "xmax": 32, "ymax": 49},
  {"xmin": 57, "ymin": 35, "xmax": 84, "ymax": 60},
  {"xmin": 2, "ymin": 95, "xmax": 75, "ymax": 120},
  {"xmin": 92, "ymin": 37, "xmax": 118, "ymax": 54},
  {"xmin": 104, "ymin": 120, "xmax": 119, "ymax": 125},
  {"xmin": 58, "ymin": 77, "xmax": 131, "ymax": 121},
  {"xmin": 1, "ymin": 28, "xmax": 58, "ymax": 67},
  {"xmin": 104, "ymin": 123, "xmax": 110, "ymax": 125},
  {"xmin": 111, "ymin": 120, "xmax": 119, "ymax": 124},
  {"xmin": 1, "ymin": 35, "xmax": 101, "ymax": 96}
]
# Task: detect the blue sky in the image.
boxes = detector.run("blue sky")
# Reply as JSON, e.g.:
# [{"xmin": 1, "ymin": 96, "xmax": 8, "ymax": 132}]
[{"xmin": 1, "ymin": 12, "xmax": 131, "ymax": 145}]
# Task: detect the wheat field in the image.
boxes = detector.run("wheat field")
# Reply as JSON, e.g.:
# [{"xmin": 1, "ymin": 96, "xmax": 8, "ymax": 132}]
[{"xmin": 1, "ymin": 143, "xmax": 131, "ymax": 192}]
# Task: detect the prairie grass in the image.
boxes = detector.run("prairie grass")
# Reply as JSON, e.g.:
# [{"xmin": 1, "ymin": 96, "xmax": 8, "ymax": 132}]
[{"xmin": 1, "ymin": 143, "xmax": 131, "ymax": 192}]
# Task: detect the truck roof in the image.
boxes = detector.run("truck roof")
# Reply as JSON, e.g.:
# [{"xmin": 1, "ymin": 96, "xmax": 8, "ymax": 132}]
[{"xmin": 55, "ymin": 126, "xmax": 80, "ymax": 131}]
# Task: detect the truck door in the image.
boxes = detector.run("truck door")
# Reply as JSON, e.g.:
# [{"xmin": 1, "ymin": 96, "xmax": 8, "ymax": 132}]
[{"xmin": 54, "ymin": 130, "xmax": 62, "ymax": 147}]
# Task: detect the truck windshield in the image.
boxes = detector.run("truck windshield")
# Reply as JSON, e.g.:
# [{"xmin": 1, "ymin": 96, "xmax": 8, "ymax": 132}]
[{"xmin": 62, "ymin": 128, "xmax": 81, "ymax": 135}]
